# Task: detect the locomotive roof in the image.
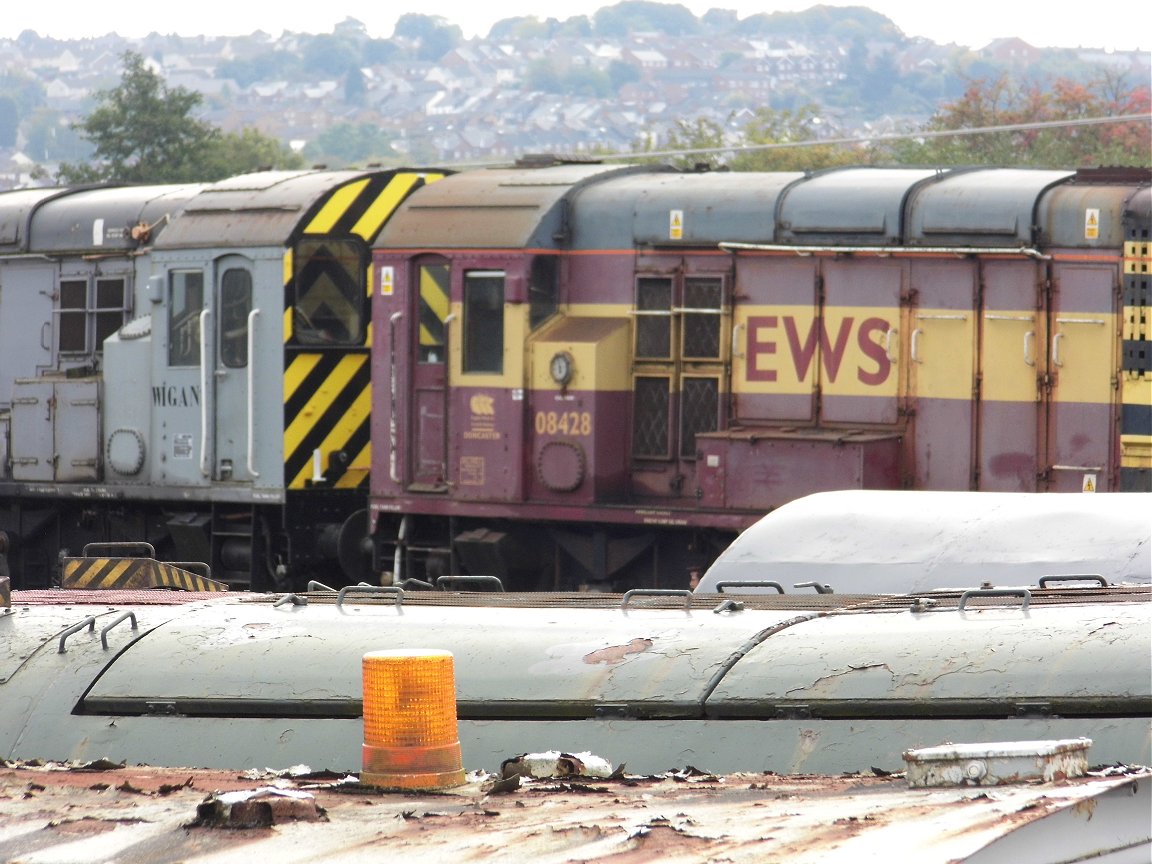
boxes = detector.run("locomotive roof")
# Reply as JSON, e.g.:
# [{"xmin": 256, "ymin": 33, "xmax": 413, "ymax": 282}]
[
  {"xmin": 569, "ymin": 170, "xmax": 804, "ymax": 249},
  {"xmin": 696, "ymin": 490, "xmax": 1152, "ymax": 595},
  {"xmin": 373, "ymin": 163, "xmax": 662, "ymax": 249},
  {"xmin": 0, "ymin": 187, "xmax": 64, "ymax": 251},
  {"xmin": 565, "ymin": 167, "xmax": 1101, "ymax": 250},
  {"xmin": 904, "ymin": 167, "xmax": 1074, "ymax": 246},
  {"xmin": 152, "ymin": 169, "xmax": 428, "ymax": 249},
  {"xmin": 7, "ymin": 184, "xmax": 201, "ymax": 254},
  {"xmin": 3, "ymin": 586, "xmax": 1148, "ymax": 775},
  {"xmin": 1037, "ymin": 175, "xmax": 1151, "ymax": 247},
  {"xmin": 775, "ymin": 166, "xmax": 944, "ymax": 244}
]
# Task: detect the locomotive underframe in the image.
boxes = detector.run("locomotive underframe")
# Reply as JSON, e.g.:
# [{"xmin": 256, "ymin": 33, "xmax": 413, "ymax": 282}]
[{"xmin": 0, "ymin": 483, "xmax": 370, "ymax": 591}]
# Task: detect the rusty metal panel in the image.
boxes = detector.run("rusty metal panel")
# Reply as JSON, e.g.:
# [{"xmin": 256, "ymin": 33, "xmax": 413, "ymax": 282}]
[
  {"xmin": 27, "ymin": 185, "xmax": 202, "ymax": 252},
  {"xmin": 708, "ymin": 600, "xmax": 1152, "ymax": 717},
  {"xmin": 907, "ymin": 167, "xmax": 1074, "ymax": 245},
  {"xmin": 777, "ymin": 166, "xmax": 942, "ymax": 243},
  {"xmin": 0, "ymin": 757, "xmax": 1146, "ymax": 863},
  {"xmin": 375, "ymin": 164, "xmax": 655, "ymax": 249}
]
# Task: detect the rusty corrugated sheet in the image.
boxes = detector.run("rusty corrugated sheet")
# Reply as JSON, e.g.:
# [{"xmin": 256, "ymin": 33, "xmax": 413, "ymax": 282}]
[{"xmin": 0, "ymin": 761, "xmax": 1146, "ymax": 863}]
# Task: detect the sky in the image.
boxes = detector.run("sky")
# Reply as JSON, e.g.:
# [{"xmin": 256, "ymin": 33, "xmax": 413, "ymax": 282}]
[{"xmin": 2, "ymin": 1, "xmax": 1147, "ymax": 53}]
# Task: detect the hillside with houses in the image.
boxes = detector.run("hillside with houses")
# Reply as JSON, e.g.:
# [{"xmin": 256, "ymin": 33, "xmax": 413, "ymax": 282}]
[{"xmin": 0, "ymin": 6, "xmax": 1148, "ymax": 187}]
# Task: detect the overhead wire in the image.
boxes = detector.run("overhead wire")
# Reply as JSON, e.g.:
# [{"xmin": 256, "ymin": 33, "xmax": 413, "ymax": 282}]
[{"xmin": 453, "ymin": 113, "xmax": 1152, "ymax": 167}]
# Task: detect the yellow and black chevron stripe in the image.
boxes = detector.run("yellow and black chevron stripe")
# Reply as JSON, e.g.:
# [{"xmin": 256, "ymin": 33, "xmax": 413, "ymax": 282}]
[
  {"xmin": 283, "ymin": 171, "xmax": 446, "ymax": 490},
  {"xmin": 284, "ymin": 352, "xmax": 371, "ymax": 489},
  {"xmin": 420, "ymin": 262, "xmax": 450, "ymax": 352},
  {"xmin": 1121, "ymin": 218, "xmax": 1150, "ymax": 490},
  {"xmin": 61, "ymin": 557, "xmax": 228, "ymax": 591}
]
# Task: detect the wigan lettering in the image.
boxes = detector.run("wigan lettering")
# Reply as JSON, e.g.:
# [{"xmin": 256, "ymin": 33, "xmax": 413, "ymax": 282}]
[
  {"xmin": 151, "ymin": 383, "xmax": 202, "ymax": 407},
  {"xmin": 746, "ymin": 315, "xmax": 892, "ymax": 385}
]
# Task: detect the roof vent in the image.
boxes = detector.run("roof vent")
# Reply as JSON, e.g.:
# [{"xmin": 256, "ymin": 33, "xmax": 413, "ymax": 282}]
[{"xmin": 903, "ymin": 738, "xmax": 1092, "ymax": 788}]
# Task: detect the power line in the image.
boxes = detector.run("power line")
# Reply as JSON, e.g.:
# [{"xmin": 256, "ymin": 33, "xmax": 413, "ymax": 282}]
[
  {"xmin": 609, "ymin": 113, "xmax": 1152, "ymax": 162},
  {"xmin": 455, "ymin": 113, "xmax": 1150, "ymax": 167}
]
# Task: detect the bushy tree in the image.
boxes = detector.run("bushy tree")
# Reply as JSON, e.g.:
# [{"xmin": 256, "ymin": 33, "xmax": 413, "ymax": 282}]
[
  {"xmin": 303, "ymin": 122, "xmax": 398, "ymax": 166},
  {"xmin": 882, "ymin": 72, "xmax": 1151, "ymax": 167},
  {"xmin": 646, "ymin": 107, "xmax": 864, "ymax": 171},
  {"xmin": 58, "ymin": 52, "xmax": 217, "ymax": 183},
  {"xmin": 593, "ymin": 1, "xmax": 699, "ymax": 36},
  {"xmin": 57, "ymin": 51, "xmax": 301, "ymax": 184},
  {"xmin": 393, "ymin": 14, "xmax": 462, "ymax": 62},
  {"xmin": 730, "ymin": 106, "xmax": 862, "ymax": 171}
]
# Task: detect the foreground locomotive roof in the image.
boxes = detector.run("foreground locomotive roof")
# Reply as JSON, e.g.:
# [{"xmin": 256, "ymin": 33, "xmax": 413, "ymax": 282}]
[
  {"xmin": 2, "ymin": 583, "xmax": 1148, "ymax": 860},
  {"xmin": 0, "ymin": 760, "xmax": 1147, "ymax": 863},
  {"xmin": 696, "ymin": 490, "xmax": 1152, "ymax": 594}
]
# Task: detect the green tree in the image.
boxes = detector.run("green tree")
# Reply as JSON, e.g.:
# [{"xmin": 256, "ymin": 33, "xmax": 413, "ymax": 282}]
[
  {"xmin": 647, "ymin": 116, "xmax": 729, "ymax": 169},
  {"xmin": 593, "ymin": 1, "xmax": 699, "ymax": 36},
  {"xmin": 303, "ymin": 122, "xmax": 398, "ymax": 166},
  {"xmin": 22, "ymin": 108, "xmax": 91, "ymax": 163},
  {"xmin": 393, "ymin": 14, "xmax": 462, "ymax": 62},
  {"xmin": 882, "ymin": 72, "xmax": 1151, "ymax": 167},
  {"xmin": 58, "ymin": 51, "xmax": 217, "ymax": 183},
  {"xmin": 731, "ymin": 105, "xmax": 862, "ymax": 171},
  {"xmin": 57, "ymin": 51, "xmax": 301, "ymax": 183},
  {"xmin": 198, "ymin": 128, "xmax": 304, "ymax": 178}
]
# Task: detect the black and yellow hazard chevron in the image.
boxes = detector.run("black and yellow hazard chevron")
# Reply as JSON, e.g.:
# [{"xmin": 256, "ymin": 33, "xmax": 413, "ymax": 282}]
[
  {"xmin": 1121, "ymin": 213, "xmax": 1150, "ymax": 490},
  {"xmin": 284, "ymin": 352, "xmax": 371, "ymax": 489},
  {"xmin": 419, "ymin": 262, "xmax": 450, "ymax": 351},
  {"xmin": 61, "ymin": 557, "xmax": 228, "ymax": 591},
  {"xmin": 294, "ymin": 171, "xmax": 444, "ymax": 244},
  {"xmin": 282, "ymin": 171, "xmax": 446, "ymax": 490}
]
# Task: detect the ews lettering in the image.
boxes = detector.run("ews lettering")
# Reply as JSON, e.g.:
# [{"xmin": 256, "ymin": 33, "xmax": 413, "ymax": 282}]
[{"xmin": 746, "ymin": 315, "xmax": 891, "ymax": 385}]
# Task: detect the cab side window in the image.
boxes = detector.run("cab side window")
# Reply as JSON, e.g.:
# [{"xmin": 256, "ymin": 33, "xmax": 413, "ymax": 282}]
[{"xmin": 168, "ymin": 270, "xmax": 204, "ymax": 366}]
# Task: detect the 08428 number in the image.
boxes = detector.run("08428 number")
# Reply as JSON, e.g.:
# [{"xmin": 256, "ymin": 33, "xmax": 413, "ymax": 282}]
[{"xmin": 534, "ymin": 411, "xmax": 591, "ymax": 436}]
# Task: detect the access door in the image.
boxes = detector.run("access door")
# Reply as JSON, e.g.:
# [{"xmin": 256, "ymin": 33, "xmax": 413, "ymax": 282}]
[
  {"xmin": 211, "ymin": 257, "xmax": 258, "ymax": 482},
  {"xmin": 409, "ymin": 259, "xmax": 450, "ymax": 489}
]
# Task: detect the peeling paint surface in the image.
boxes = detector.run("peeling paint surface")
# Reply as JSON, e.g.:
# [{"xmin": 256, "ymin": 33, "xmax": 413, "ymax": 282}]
[{"xmin": 0, "ymin": 762, "xmax": 1147, "ymax": 863}]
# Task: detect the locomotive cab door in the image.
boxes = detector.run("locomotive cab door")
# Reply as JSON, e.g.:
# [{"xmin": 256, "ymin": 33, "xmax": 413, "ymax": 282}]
[
  {"xmin": 209, "ymin": 256, "xmax": 259, "ymax": 483},
  {"xmin": 408, "ymin": 259, "xmax": 451, "ymax": 490}
]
